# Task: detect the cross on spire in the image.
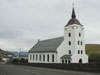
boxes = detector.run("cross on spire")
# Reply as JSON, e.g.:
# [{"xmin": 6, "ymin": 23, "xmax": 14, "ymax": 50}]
[{"xmin": 72, "ymin": 3, "xmax": 74, "ymax": 8}]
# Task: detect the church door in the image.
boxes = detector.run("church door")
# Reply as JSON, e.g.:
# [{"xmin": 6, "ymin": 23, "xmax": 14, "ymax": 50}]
[{"xmin": 79, "ymin": 59, "xmax": 82, "ymax": 63}]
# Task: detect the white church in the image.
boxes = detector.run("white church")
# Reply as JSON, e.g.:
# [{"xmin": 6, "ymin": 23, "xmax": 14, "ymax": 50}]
[{"xmin": 28, "ymin": 7, "xmax": 88, "ymax": 64}]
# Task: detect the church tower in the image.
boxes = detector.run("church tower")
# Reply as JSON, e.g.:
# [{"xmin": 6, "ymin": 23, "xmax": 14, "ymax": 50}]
[{"xmin": 57, "ymin": 7, "xmax": 88, "ymax": 63}]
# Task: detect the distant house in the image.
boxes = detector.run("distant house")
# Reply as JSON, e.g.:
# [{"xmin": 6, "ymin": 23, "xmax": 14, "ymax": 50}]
[
  {"xmin": 0, "ymin": 60, "xmax": 6, "ymax": 64},
  {"xmin": 28, "ymin": 7, "xmax": 88, "ymax": 64},
  {"xmin": 12, "ymin": 55, "xmax": 28, "ymax": 60},
  {"xmin": 2, "ymin": 57, "xmax": 10, "ymax": 62}
]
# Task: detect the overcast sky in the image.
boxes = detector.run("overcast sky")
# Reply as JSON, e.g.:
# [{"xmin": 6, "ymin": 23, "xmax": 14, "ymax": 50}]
[{"xmin": 0, "ymin": 0, "xmax": 100, "ymax": 52}]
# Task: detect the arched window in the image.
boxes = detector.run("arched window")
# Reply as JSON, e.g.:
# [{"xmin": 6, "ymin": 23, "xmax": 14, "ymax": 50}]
[
  {"xmin": 68, "ymin": 33, "xmax": 71, "ymax": 37},
  {"xmin": 43, "ymin": 55, "xmax": 45, "ymax": 61},
  {"xmin": 68, "ymin": 60, "xmax": 71, "ymax": 63},
  {"xmin": 78, "ymin": 50, "xmax": 80, "ymax": 54},
  {"xmin": 81, "ymin": 41, "xmax": 82, "ymax": 45},
  {"xmin": 39, "ymin": 55, "xmax": 41, "ymax": 61},
  {"xmin": 62, "ymin": 60, "xmax": 64, "ymax": 63},
  {"xmin": 79, "ymin": 33, "xmax": 81, "ymax": 37},
  {"xmin": 69, "ymin": 41, "xmax": 71, "ymax": 45},
  {"xmin": 52, "ymin": 54, "xmax": 54, "ymax": 62},
  {"xmin": 81, "ymin": 50, "xmax": 83, "ymax": 54},
  {"xmin": 33, "ymin": 54, "xmax": 34, "ymax": 60},
  {"xmin": 65, "ymin": 60, "xmax": 67, "ymax": 63},
  {"xmin": 69, "ymin": 50, "xmax": 71, "ymax": 54},
  {"xmin": 30, "ymin": 54, "xmax": 32, "ymax": 60},
  {"xmin": 78, "ymin": 41, "xmax": 80, "ymax": 45},
  {"xmin": 36, "ymin": 54, "xmax": 38, "ymax": 61},
  {"xmin": 47, "ymin": 55, "xmax": 49, "ymax": 62}
]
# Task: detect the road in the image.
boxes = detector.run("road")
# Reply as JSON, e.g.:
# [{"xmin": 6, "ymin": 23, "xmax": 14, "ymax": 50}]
[{"xmin": 0, "ymin": 64, "xmax": 100, "ymax": 75}]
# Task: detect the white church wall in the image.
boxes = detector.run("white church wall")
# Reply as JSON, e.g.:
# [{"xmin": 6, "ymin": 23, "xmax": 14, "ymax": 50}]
[
  {"xmin": 57, "ymin": 24, "xmax": 88, "ymax": 63},
  {"xmin": 28, "ymin": 52, "xmax": 57, "ymax": 63},
  {"xmin": 71, "ymin": 54, "xmax": 88, "ymax": 63},
  {"xmin": 57, "ymin": 41, "xmax": 67, "ymax": 63},
  {"xmin": 72, "ymin": 25, "xmax": 88, "ymax": 63},
  {"xmin": 57, "ymin": 25, "xmax": 77, "ymax": 63}
]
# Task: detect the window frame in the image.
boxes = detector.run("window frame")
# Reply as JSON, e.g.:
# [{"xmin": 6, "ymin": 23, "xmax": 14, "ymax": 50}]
[
  {"xmin": 36, "ymin": 54, "xmax": 38, "ymax": 61},
  {"xmin": 30, "ymin": 54, "xmax": 32, "ymax": 60},
  {"xmin": 43, "ymin": 55, "xmax": 45, "ymax": 61},
  {"xmin": 69, "ymin": 50, "xmax": 71, "ymax": 54},
  {"xmin": 79, "ymin": 33, "xmax": 81, "ymax": 37},
  {"xmin": 47, "ymin": 55, "xmax": 49, "ymax": 62},
  {"xmin": 68, "ymin": 33, "xmax": 71, "ymax": 37},
  {"xmin": 52, "ymin": 54, "xmax": 54, "ymax": 62},
  {"xmin": 78, "ymin": 50, "xmax": 80, "ymax": 54},
  {"xmin": 33, "ymin": 54, "xmax": 34, "ymax": 60},
  {"xmin": 39, "ymin": 55, "xmax": 41, "ymax": 61},
  {"xmin": 69, "ymin": 41, "xmax": 71, "ymax": 45},
  {"xmin": 78, "ymin": 41, "xmax": 80, "ymax": 45},
  {"xmin": 81, "ymin": 50, "xmax": 83, "ymax": 54}
]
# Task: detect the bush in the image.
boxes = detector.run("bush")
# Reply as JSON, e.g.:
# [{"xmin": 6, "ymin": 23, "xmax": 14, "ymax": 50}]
[
  {"xmin": 89, "ymin": 53, "xmax": 100, "ymax": 62},
  {"xmin": 12, "ymin": 59, "xmax": 19, "ymax": 64}
]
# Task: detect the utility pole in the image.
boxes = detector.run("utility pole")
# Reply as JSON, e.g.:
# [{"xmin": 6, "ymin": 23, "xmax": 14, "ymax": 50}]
[{"xmin": 19, "ymin": 48, "xmax": 21, "ymax": 64}]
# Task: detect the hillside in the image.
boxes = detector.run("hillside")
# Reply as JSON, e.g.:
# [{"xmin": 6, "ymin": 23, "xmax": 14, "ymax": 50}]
[
  {"xmin": 0, "ymin": 49, "xmax": 13, "ymax": 57},
  {"xmin": 86, "ymin": 44, "xmax": 100, "ymax": 56},
  {"xmin": 86, "ymin": 44, "xmax": 100, "ymax": 62},
  {"xmin": 9, "ymin": 51, "xmax": 28, "ymax": 57}
]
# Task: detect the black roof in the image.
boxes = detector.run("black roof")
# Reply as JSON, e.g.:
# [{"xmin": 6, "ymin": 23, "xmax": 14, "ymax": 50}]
[
  {"xmin": 28, "ymin": 37, "xmax": 64, "ymax": 53},
  {"xmin": 61, "ymin": 55, "xmax": 72, "ymax": 59},
  {"xmin": 65, "ymin": 8, "xmax": 82, "ymax": 26}
]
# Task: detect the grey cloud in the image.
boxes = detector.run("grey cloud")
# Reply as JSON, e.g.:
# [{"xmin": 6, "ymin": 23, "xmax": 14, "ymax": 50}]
[{"xmin": 0, "ymin": 0, "xmax": 100, "ymax": 51}]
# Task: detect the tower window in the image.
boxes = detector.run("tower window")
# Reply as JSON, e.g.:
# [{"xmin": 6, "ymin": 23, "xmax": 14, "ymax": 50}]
[
  {"xmin": 52, "ymin": 54, "xmax": 54, "ymax": 62},
  {"xmin": 78, "ymin": 41, "xmax": 80, "ymax": 45},
  {"xmin": 81, "ymin": 50, "xmax": 83, "ymax": 54},
  {"xmin": 78, "ymin": 50, "xmax": 80, "ymax": 54},
  {"xmin": 47, "ymin": 55, "xmax": 49, "ymax": 62},
  {"xmin": 69, "ymin": 50, "xmax": 71, "ymax": 54},
  {"xmin": 69, "ymin": 41, "xmax": 71, "ymax": 45},
  {"xmin": 68, "ymin": 33, "xmax": 71, "ymax": 37},
  {"xmin": 79, "ymin": 33, "xmax": 81, "ymax": 37},
  {"xmin": 81, "ymin": 41, "xmax": 82, "ymax": 45}
]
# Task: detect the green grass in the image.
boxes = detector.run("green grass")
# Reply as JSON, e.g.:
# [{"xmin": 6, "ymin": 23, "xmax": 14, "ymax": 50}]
[
  {"xmin": 85, "ymin": 44, "xmax": 100, "ymax": 62},
  {"xmin": 86, "ymin": 44, "xmax": 100, "ymax": 56}
]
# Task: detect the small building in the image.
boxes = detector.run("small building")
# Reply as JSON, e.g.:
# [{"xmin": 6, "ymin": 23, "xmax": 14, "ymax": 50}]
[
  {"xmin": 0, "ymin": 60, "xmax": 6, "ymax": 64},
  {"xmin": 28, "ymin": 7, "xmax": 88, "ymax": 64}
]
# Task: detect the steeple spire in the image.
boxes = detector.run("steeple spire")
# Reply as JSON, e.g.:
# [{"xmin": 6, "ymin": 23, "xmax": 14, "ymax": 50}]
[
  {"xmin": 65, "ymin": 6, "xmax": 82, "ymax": 26},
  {"xmin": 71, "ymin": 7, "xmax": 76, "ymax": 18}
]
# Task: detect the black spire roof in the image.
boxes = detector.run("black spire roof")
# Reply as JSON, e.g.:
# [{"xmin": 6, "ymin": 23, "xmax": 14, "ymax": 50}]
[
  {"xmin": 72, "ymin": 8, "xmax": 76, "ymax": 18},
  {"xmin": 65, "ymin": 8, "xmax": 82, "ymax": 27}
]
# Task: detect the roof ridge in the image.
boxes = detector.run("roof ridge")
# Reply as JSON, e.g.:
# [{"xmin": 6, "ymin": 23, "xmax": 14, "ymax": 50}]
[{"xmin": 40, "ymin": 36, "xmax": 63, "ymax": 42}]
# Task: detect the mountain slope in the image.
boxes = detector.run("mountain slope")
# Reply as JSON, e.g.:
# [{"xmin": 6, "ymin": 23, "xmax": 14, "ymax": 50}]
[
  {"xmin": 86, "ymin": 44, "xmax": 100, "ymax": 56},
  {"xmin": 86, "ymin": 44, "xmax": 100, "ymax": 62},
  {"xmin": 0, "ymin": 49, "xmax": 13, "ymax": 57}
]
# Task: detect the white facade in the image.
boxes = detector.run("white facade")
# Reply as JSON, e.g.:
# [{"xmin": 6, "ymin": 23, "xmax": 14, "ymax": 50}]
[{"xmin": 57, "ymin": 24, "xmax": 88, "ymax": 63}]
